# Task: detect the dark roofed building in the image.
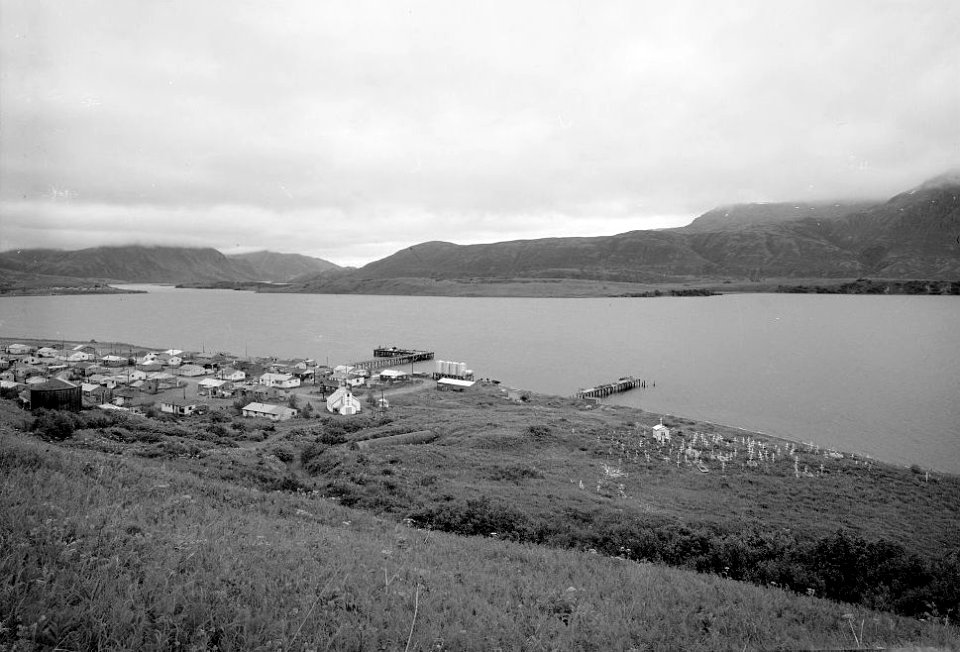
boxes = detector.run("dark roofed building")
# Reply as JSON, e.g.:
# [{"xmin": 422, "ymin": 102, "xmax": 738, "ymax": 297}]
[{"xmin": 30, "ymin": 378, "xmax": 82, "ymax": 412}]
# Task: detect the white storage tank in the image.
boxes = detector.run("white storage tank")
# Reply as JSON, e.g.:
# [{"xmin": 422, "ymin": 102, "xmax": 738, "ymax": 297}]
[
  {"xmin": 436, "ymin": 360, "xmax": 445, "ymax": 375},
  {"xmin": 458, "ymin": 362, "xmax": 467, "ymax": 377}
]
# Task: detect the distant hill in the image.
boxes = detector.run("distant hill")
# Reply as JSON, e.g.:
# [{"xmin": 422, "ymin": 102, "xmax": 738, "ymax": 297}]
[
  {"xmin": 678, "ymin": 201, "xmax": 875, "ymax": 232},
  {"xmin": 287, "ymin": 172, "xmax": 960, "ymax": 292},
  {"xmin": 3, "ymin": 172, "xmax": 956, "ymax": 293},
  {"xmin": 0, "ymin": 246, "xmax": 257, "ymax": 284},
  {"xmin": 0, "ymin": 246, "xmax": 343, "ymax": 285},
  {"xmin": 225, "ymin": 250, "xmax": 340, "ymax": 282}
]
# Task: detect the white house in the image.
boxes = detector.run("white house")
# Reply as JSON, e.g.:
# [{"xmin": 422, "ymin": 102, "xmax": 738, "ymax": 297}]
[
  {"xmin": 63, "ymin": 351, "xmax": 95, "ymax": 363},
  {"xmin": 217, "ymin": 367, "xmax": 246, "ymax": 382},
  {"xmin": 101, "ymin": 355, "xmax": 128, "ymax": 367},
  {"xmin": 652, "ymin": 418, "xmax": 671, "ymax": 443},
  {"xmin": 146, "ymin": 371, "xmax": 177, "ymax": 382},
  {"xmin": 36, "ymin": 347, "xmax": 60, "ymax": 358},
  {"xmin": 198, "ymin": 378, "xmax": 234, "ymax": 397},
  {"xmin": 125, "ymin": 369, "xmax": 148, "ymax": 382},
  {"xmin": 378, "ymin": 369, "xmax": 408, "ymax": 383},
  {"xmin": 259, "ymin": 372, "xmax": 300, "ymax": 389},
  {"xmin": 241, "ymin": 402, "xmax": 298, "ymax": 421},
  {"xmin": 6, "ymin": 344, "xmax": 34, "ymax": 356},
  {"xmin": 326, "ymin": 386, "xmax": 361, "ymax": 415},
  {"xmin": 160, "ymin": 400, "xmax": 199, "ymax": 416}
]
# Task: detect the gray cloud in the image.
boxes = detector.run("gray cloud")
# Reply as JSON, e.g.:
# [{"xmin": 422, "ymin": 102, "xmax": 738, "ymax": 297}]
[{"xmin": 2, "ymin": 0, "xmax": 958, "ymax": 266}]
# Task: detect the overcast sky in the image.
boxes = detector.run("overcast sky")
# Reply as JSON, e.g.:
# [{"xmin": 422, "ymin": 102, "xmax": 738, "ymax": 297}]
[{"xmin": 1, "ymin": 0, "xmax": 958, "ymax": 266}]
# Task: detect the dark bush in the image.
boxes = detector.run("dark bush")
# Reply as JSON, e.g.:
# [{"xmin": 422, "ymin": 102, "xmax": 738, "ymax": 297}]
[
  {"xmin": 30, "ymin": 409, "xmax": 79, "ymax": 441},
  {"xmin": 207, "ymin": 424, "xmax": 229, "ymax": 437},
  {"xmin": 526, "ymin": 424, "xmax": 552, "ymax": 440},
  {"xmin": 209, "ymin": 410, "xmax": 230, "ymax": 423},
  {"xmin": 301, "ymin": 441, "xmax": 328, "ymax": 466},
  {"xmin": 271, "ymin": 445, "xmax": 295, "ymax": 463}
]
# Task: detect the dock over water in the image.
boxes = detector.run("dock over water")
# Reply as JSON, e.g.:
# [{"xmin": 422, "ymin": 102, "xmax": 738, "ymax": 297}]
[
  {"xmin": 353, "ymin": 347, "xmax": 435, "ymax": 371},
  {"xmin": 576, "ymin": 376, "xmax": 643, "ymax": 399}
]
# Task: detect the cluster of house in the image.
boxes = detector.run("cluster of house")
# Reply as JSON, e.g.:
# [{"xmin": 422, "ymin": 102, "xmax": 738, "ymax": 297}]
[{"xmin": 1, "ymin": 341, "xmax": 416, "ymax": 421}]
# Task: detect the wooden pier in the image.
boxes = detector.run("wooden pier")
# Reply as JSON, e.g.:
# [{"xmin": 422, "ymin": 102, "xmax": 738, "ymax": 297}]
[
  {"xmin": 353, "ymin": 348, "xmax": 434, "ymax": 371},
  {"xmin": 374, "ymin": 346, "xmax": 431, "ymax": 358},
  {"xmin": 575, "ymin": 376, "xmax": 643, "ymax": 399}
]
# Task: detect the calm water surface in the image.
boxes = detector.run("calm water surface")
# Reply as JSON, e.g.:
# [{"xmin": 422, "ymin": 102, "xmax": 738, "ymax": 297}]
[{"xmin": 2, "ymin": 287, "xmax": 958, "ymax": 473}]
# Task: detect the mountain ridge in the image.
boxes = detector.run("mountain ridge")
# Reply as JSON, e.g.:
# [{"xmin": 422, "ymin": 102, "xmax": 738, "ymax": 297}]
[
  {"xmin": 0, "ymin": 246, "xmax": 339, "ymax": 284},
  {"xmin": 306, "ymin": 172, "xmax": 959, "ymax": 287},
  {"xmin": 3, "ymin": 172, "xmax": 957, "ymax": 291}
]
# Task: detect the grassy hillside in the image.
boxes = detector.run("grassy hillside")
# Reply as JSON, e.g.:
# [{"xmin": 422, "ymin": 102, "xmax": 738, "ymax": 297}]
[
  {"xmin": 2, "ymin": 384, "xmax": 958, "ymax": 649},
  {"xmin": 226, "ymin": 250, "xmax": 341, "ymax": 282},
  {"xmin": 1, "ymin": 429, "xmax": 956, "ymax": 651},
  {"xmin": 0, "ymin": 246, "xmax": 257, "ymax": 284}
]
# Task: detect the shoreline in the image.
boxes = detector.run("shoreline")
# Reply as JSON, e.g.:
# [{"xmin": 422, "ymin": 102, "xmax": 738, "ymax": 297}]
[
  {"xmin": 0, "ymin": 275, "xmax": 957, "ymax": 298},
  {"xmin": 3, "ymin": 335, "xmax": 953, "ymax": 477}
]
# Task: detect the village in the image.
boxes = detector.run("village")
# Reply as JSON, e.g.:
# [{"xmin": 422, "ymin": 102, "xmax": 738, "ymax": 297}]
[
  {"xmin": 0, "ymin": 339, "xmax": 478, "ymax": 422},
  {"xmin": 0, "ymin": 337, "xmax": 871, "ymax": 481}
]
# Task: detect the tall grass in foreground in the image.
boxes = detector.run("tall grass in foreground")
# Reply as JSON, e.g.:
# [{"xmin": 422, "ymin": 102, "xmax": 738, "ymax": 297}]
[{"xmin": 2, "ymin": 432, "xmax": 957, "ymax": 651}]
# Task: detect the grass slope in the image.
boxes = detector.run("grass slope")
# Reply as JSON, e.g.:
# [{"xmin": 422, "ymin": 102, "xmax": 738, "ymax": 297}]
[{"xmin": 2, "ymin": 429, "xmax": 956, "ymax": 651}]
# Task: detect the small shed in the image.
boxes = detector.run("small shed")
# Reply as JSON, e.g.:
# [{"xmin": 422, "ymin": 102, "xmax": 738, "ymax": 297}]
[
  {"xmin": 652, "ymin": 418, "xmax": 671, "ymax": 443},
  {"xmin": 30, "ymin": 378, "xmax": 82, "ymax": 412}
]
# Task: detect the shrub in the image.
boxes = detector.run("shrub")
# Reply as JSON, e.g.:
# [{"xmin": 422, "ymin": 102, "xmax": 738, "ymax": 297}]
[
  {"xmin": 0, "ymin": 386, "xmax": 20, "ymax": 400},
  {"xmin": 207, "ymin": 424, "xmax": 229, "ymax": 437},
  {"xmin": 304, "ymin": 454, "xmax": 341, "ymax": 476},
  {"xmin": 526, "ymin": 424, "xmax": 552, "ymax": 440},
  {"xmin": 30, "ymin": 409, "xmax": 78, "ymax": 441},
  {"xmin": 301, "ymin": 441, "xmax": 328, "ymax": 466},
  {"xmin": 210, "ymin": 410, "xmax": 231, "ymax": 423},
  {"xmin": 319, "ymin": 431, "xmax": 346, "ymax": 446},
  {"xmin": 271, "ymin": 445, "xmax": 295, "ymax": 463}
]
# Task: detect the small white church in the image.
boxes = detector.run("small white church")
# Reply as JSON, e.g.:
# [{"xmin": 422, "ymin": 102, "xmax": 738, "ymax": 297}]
[{"xmin": 326, "ymin": 386, "xmax": 361, "ymax": 416}]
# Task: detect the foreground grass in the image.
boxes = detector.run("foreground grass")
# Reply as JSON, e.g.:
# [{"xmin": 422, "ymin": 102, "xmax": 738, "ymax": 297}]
[{"xmin": 3, "ymin": 430, "xmax": 957, "ymax": 651}]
